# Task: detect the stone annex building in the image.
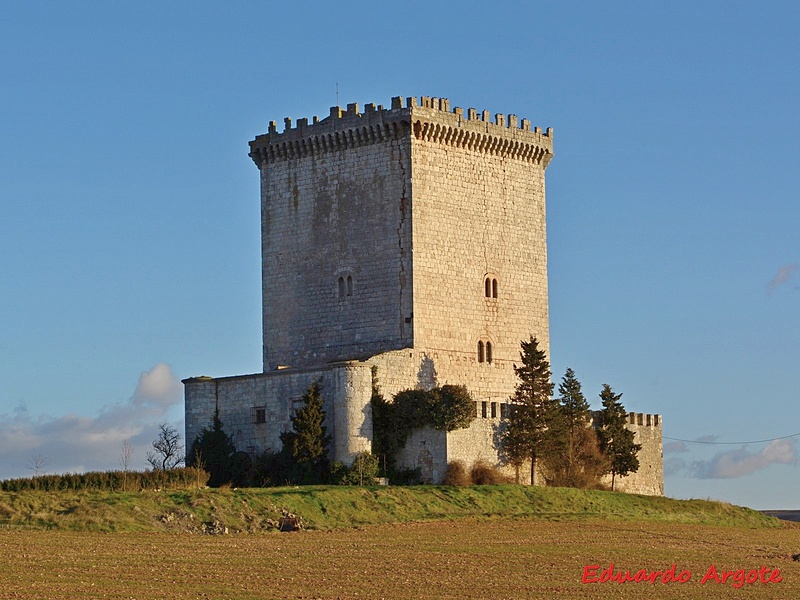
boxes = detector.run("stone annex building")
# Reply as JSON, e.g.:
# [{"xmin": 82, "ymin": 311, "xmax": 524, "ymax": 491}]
[{"xmin": 183, "ymin": 95, "xmax": 664, "ymax": 495}]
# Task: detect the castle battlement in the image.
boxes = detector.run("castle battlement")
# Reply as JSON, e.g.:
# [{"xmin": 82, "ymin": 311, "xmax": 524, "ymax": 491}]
[
  {"xmin": 249, "ymin": 96, "xmax": 553, "ymax": 167},
  {"xmin": 627, "ymin": 412, "xmax": 661, "ymax": 428},
  {"xmin": 591, "ymin": 411, "xmax": 662, "ymax": 429}
]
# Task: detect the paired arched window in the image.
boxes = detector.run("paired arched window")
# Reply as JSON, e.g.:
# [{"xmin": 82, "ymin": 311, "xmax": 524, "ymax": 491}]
[
  {"xmin": 477, "ymin": 340, "xmax": 493, "ymax": 363},
  {"xmin": 337, "ymin": 274, "xmax": 353, "ymax": 298},
  {"xmin": 484, "ymin": 276, "xmax": 498, "ymax": 299}
]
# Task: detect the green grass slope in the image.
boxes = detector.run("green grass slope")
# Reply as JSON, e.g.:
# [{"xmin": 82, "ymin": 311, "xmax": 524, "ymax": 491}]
[{"xmin": 0, "ymin": 485, "xmax": 780, "ymax": 533}]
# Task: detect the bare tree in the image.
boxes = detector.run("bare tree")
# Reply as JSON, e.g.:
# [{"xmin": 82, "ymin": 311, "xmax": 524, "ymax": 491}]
[
  {"xmin": 119, "ymin": 439, "xmax": 134, "ymax": 491},
  {"xmin": 27, "ymin": 454, "xmax": 50, "ymax": 478},
  {"xmin": 119, "ymin": 439, "xmax": 134, "ymax": 471},
  {"xmin": 146, "ymin": 424, "xmax": 185, "ymax": 471},
  {"xmin": 192, "ymin": 447, "xmax": 207, "ymax": 488}
]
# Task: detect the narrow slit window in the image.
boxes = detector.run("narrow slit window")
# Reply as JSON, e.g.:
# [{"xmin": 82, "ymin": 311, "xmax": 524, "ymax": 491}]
[
  {"xmin": 477, "ymin": 341, "xmax": 484, "ymax": 363},
  {"xmin": 486, "ymin": 341, "xmax": 493, "ymax": 364},
  {"xmin": 481, "ymin": 401, "xmax": 488, "ymax": 418},
  {"xmin": 485, "ymin": 278, "xmax": 491, "ymax": 298},
  {"xmin": 338, "ymin": 276, "xmax": 345, "ymax": 298},
  {"xmin": 490, "ymin": 402, "xmax": 497, "ymax": 419},
  {"xmin": 346, "ymin": 275, "xmax": 353, "ymax": 296},
  {"xmin": 492, "ymin": 278, "xmax": 498, "ymax": 298}
]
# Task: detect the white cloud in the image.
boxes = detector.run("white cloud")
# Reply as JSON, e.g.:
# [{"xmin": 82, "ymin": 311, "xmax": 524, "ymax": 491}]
[
  {"xmin": 0, "ymin": 363, "xmax": 184, "ymax": 479},
  {"xmin": 693, "ymin": 440, "xmax": 797, "ymax": 479},
  {"xmin": 133, "ymin": 363, "xmax": 184, "ymax": 409}
]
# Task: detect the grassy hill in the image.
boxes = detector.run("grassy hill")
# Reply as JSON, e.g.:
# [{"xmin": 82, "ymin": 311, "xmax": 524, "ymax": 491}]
[{"xmin": 0, "ymin": 484, "xmax": 781, "ymax": 533}]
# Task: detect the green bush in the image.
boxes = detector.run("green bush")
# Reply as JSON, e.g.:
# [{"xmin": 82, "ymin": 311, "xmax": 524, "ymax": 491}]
[{"xmin": 335, "ymin": 452, "xmax": 379, "ymax": 485}]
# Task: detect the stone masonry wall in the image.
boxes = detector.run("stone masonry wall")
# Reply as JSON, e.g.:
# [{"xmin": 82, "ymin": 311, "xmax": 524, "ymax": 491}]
[
  {"xmin": 183, "ymin": 363, "xmax": 373, "ymax": 466},
  {"xmin": 606, "ymin": 412, "xmax": 664, "ymax": 495},
  {"xmin": 250, "ymin": 103, "xmax": 414, "ymax": 370},
  {"xmin": 409, "ymin": 99, "xmax": 552, "ymax": 366}
]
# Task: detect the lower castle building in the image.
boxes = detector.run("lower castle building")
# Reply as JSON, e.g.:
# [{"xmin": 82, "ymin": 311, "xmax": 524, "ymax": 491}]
[{"xmin": 183, "ymin": 95, "xmax": 663, "ymax": 495}]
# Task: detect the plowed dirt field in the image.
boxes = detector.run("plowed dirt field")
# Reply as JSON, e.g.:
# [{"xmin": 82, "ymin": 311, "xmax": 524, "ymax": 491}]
[{"xmin": 1, "ymin": 517, "xmax": 798, "ymax": 599}]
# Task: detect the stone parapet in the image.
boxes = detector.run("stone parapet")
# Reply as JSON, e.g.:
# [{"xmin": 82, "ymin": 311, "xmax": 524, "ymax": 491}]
[
  {"xmin": 591, "ymin": 410, "xmax": 663, "ymax": 496},
  {"xmin": 249, "ymin": 96, "xmax": 553, "ymax": 168}
]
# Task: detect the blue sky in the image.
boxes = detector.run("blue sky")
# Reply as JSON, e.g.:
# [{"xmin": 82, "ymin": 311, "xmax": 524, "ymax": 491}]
[{"xmin": 1, "ymin": 1, "xmax": 798, "ymax": 509}]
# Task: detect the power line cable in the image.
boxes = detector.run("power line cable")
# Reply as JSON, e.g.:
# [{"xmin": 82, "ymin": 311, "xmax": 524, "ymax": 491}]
[{"xmin": 664, "ymin": 432, "xmax": 800, "ymax": 445}]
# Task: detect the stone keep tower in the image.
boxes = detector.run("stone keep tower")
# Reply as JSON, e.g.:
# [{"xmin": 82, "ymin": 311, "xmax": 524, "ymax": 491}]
[
  {"xmin": 249, "ymin": 96, "xmax": 552, "ymax": 385},
  {"xmin": 184, "ymin": 95, "xmax": 663, "ymax": 494}
]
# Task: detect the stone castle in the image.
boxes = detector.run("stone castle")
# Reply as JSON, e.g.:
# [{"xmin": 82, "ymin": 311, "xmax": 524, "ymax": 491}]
[{"xmin": 183, "ymin": 95, "xmax": 663, "ymax": 495}]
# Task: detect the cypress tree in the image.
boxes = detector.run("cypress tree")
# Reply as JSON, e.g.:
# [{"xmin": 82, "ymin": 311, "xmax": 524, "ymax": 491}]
[
  {"xmin": 189, "ymin": 405, "xmax": 236, "ymax": 487},
  {"xmin": 552, "ymin": 369, "xmax": 606, "ymax": 488},
  {"xmin": 597, "ymin": 383, "xmax": 641, "ymax": 490},
  {"xmin": 280, "ymin": 381, "xmax": 331, "ymax": 482},
  {"xmin": 501, "ymin": 336, "xmax": 562, "ymax": 484}
]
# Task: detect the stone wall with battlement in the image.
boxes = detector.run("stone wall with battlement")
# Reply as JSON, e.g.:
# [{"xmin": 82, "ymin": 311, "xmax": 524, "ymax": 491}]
[
  {"xmin": 248, "ymin": 96, "xmax": 552, "ymax": 372},
  {"xmin": 184, "ymin": 355, "xmax": 662, "ymax": 494},
  {"xmin": 591, "ymin": 411, "xmax": 664, "ymax": 496},
  {"xmin": 249, "ymin": 95, "xmax": 552, "ymax": 169},
  {"xmin": 251, "ymin": 110, "xmax": 413, "ymax": 370},
  {"xmin": 610, "ymin": 412, "xmax": 664, "ymax": 495}
]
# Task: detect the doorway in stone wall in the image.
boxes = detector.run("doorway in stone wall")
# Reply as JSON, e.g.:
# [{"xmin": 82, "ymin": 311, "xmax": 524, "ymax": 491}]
[{"xmin": 417, "ymin": 447, "xmax": 434, "ymax": 484}]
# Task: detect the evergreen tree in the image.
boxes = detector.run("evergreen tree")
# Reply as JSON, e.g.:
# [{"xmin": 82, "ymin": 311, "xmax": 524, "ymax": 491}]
[
  {"xmin": 554, "ymin": 368, "xmax": 604, "ymax": 487},
  {"xmin": 189, "ymin": 405, "xmax": 236, "ymax": 487},
  {"xmin": 596, "ymin": 383, "xmax": 641, "ymax": 491},
  {"xmin": 280, "ymin": 381, "xmax": 331, "ymax": 482},
  {"xmin": 501, "ymin": 336, "xmax": 562, "ymax": 484}
]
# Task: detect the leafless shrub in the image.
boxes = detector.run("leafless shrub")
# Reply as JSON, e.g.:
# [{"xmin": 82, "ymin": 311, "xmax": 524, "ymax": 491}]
[
  {"xmin": 469, "ymin": 460, "xmax": 513, "ymax": 485},
  {"xmin": 442, "ymin": 461, "xmax": 471, "ymax": 486}
]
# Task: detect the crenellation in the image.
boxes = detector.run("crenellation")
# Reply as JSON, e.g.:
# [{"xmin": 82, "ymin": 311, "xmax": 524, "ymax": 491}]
[
  {"xmin": 249, "ymin": 96, "xmax": 553, "ymax": 169},
  {"xmin": 623, "ymin": 412, "xmax": 662, "ymax": 428}
]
